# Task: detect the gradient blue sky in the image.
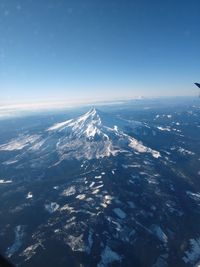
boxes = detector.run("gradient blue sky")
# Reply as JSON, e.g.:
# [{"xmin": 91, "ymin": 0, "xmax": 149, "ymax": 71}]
[{"xmin": 0, "ymin": 0, "xmax": 200, "ymax": 104}]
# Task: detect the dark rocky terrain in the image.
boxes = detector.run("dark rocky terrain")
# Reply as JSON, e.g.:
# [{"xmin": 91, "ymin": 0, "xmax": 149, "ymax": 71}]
[{"xmin": 0, "ymin": 98, "xmax": 200, "ymax": 267}]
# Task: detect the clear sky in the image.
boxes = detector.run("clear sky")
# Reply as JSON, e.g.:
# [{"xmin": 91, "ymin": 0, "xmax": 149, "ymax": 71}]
[{"xmin": 0, "ymin": 0, "xmax": 200, "ymax": 105}]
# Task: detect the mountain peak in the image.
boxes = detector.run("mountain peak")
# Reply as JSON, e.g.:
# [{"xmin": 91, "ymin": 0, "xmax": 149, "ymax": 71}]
[
  {"xmin": 48, "ymin": 108, "xmax": 100, "ymax": 132},
  {"xmin": 88, "ymin": 107, "xmax": 97, "ymax": 114},
  {"xmin": 46, "ymin": 107, "xmax": 160, "ymax": 160},
  {"xmin": 82, "ymin": 107, "xmax": 102, "ymax": 121},
  {"xmin": 82, "ymin": 107, "xmax": 98, "ymax": 118},
  {"xmin": 2, "ymin": 108, "xmax": 161, "ymax": 162},
  {"xmin": 78, "ymin": 107, "xmax": 101, "ymax": 124}
]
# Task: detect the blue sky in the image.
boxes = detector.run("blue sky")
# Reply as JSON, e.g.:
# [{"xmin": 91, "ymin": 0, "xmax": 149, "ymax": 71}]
[{"xmin": 0, "ymin": 0, "xmax": 200, "ymax": 105}]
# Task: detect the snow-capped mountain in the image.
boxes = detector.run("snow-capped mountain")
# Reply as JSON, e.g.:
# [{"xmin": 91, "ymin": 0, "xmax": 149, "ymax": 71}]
[
  {"xmin": 48, "ymin": 107, "xmax": 140, "ymax": 138},
  {"xmin": 47, "ymin": 107, "xmax": 160, "ymax": 160},
  {"xmin": 1, "ymin": 103, "xmax": 199, "ymax": 267},
  {"xmin": 0, "ymin": 108, "xmax": 160, "ymax": 164}
]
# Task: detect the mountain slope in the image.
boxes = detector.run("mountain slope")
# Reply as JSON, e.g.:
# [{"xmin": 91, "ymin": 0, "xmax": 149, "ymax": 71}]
[{"xmin": 0, "ymin": 108, "xmax": 161, "ymax": 164}]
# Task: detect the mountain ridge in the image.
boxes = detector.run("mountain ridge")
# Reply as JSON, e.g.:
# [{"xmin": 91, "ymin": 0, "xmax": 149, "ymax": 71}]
[{"xmin": 0, "ymin": 108, "xmax": 161, "ymax": 164}]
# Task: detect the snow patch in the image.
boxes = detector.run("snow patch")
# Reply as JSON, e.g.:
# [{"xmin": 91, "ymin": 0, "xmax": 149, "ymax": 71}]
[
  {"xmin": 60, "ymin": 204, "xmax": 74, "ymax": 212},
  {"xmin": 186, "ymin": 191, "xmax": 200, "ymax": 204},
  {"xmin": 47, "ymin": 119, "xmax": 73, "ymax": 131},
  {"xmin": 157, "ymin": 126, "xmax": 171, "ymax": 132},
  {"xmin": 3, "ymin": 159, "xmax": 18, "ymax": 165},
  {"xmin": 89, "ymin": 182, "xmax": 95, "ymax": 188},
  {"xmin": 45, "ymin": 202, "xmax": 60, "ymax": 213},
  {"xmin": 62, "ymin": 186, "xmax": 76, "ymax": 196},
  {"xmin": 76, "ymin": 194, "xmax": 86, "ymax": 200},
  {"xmin": 129, "ymin": 137, "xmax": 160, "ymax": 158},
  {"xmin": 178, "ymin": 147, "xmax": 195, "ymax": 156},
  {"xmin": 95, "ymin": 175, "xmax": 102, "ymax": 179},
  {"xmin": 21, "ymin": 243, "xmax": 42, "ymax": 261},
  {"xmin": 26, "ymin": 192, "xmax": 33, "ymax": 199},
  {"xmin": 0, "ymin": 179, "xmax": 12, "ymax": 184},
  {"xmin": 0, "ymin": 135, "xmax": 40, "ymax": 151}
]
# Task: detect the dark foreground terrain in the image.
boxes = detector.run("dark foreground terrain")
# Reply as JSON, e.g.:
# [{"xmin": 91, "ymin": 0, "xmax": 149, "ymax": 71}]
[{"xmin": 0, "ymin": 98, "xmax": 200, "ymax": 267}]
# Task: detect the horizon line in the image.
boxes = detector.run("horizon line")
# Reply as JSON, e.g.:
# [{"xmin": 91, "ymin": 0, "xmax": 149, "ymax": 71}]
[{"xmin": 0, "ymin": 95, "xmax": 197, "ymax": 119}]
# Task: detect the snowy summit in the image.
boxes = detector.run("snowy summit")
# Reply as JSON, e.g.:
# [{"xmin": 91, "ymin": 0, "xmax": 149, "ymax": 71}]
[{"xmin": 0, "ymin": 108, "xmax": 161, "ymax": 163}]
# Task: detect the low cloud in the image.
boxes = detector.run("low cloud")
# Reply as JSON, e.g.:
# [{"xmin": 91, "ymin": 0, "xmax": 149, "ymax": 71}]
[{"xmin": 0, "ymin": 98, "xmax": 127, "ymax": 119}]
